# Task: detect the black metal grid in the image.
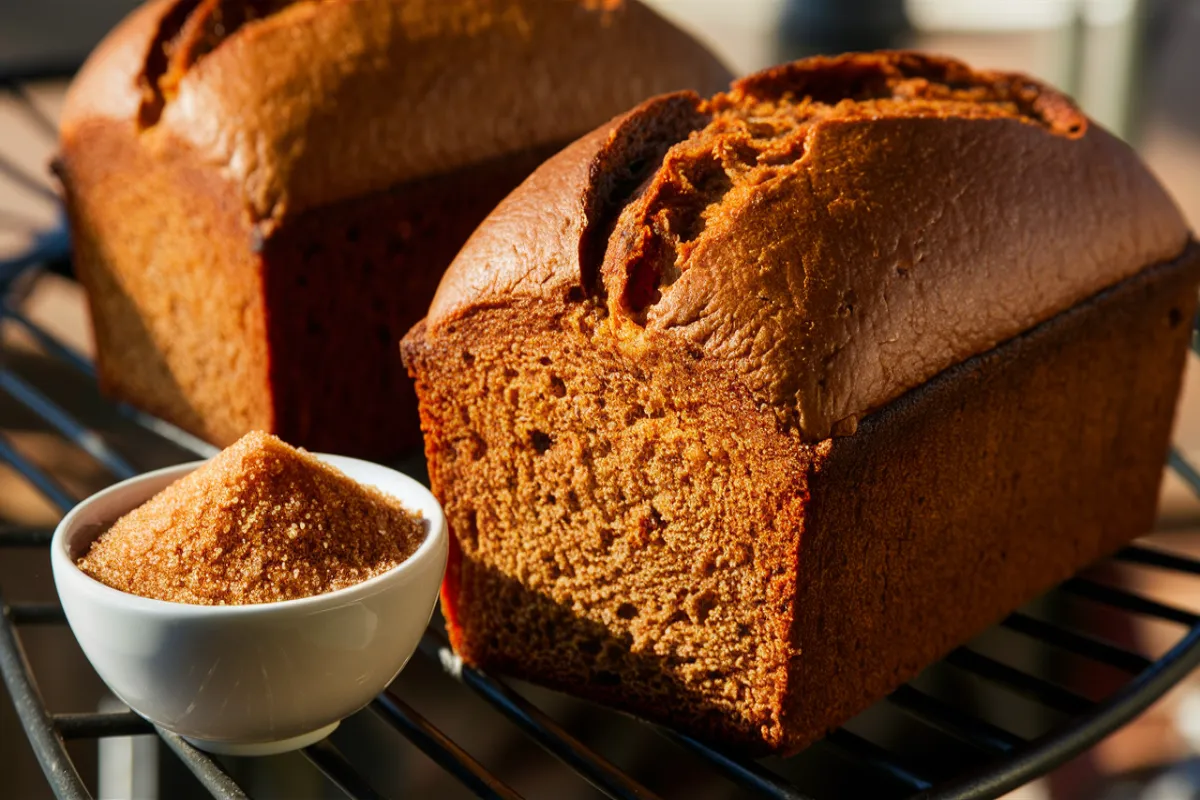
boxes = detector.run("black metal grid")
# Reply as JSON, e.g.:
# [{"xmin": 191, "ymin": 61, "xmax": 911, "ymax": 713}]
[{"xmin": 6, "ymin": 75, "xmax": 1200, "ymax": 800}]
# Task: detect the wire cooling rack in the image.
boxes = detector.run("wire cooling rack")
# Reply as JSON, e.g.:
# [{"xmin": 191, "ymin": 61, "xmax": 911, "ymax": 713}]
[{"xmin": 6, "ymin": 75, "xmax": 1200, "ymax": 800}]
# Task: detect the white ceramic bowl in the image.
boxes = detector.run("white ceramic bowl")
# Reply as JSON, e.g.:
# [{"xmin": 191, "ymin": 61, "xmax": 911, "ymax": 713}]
[{"xmin": 51, "ymin": 455, "xmax": 447, "ymax": 756}]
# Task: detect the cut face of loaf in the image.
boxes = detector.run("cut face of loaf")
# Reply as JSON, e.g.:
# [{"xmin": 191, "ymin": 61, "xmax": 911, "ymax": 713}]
[
  {"xmin": 404, "ymin": 52, "xmax": 1197, "ymax": 752},
  {"xmin": 56, "ymin": 0, "xmax": 731, "ymax": 457},
  {"xmin": 409, "ymin": 302, "xmax": 808, "ymax": 745}
]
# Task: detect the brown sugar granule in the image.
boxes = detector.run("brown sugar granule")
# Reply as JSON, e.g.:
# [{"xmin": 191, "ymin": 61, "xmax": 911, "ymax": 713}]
[{"xmin": 77, "ymin": 431, "xmax": 425, "ymax": 605}]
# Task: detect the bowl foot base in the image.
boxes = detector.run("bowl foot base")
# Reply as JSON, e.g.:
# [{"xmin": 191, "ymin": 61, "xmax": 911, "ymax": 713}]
[{"xmin": 181, "ymin": 721, "xmax": 340, "ymax": 756}]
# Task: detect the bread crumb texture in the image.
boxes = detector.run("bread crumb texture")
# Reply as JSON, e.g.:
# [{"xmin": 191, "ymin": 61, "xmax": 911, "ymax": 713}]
[
  {"xmin": 405, "ymin": 302, "xmax": 807, "ymax": 747},
  {"xmin": 77, "ymin": 431, "xmax": 424, "ymax": 604}
]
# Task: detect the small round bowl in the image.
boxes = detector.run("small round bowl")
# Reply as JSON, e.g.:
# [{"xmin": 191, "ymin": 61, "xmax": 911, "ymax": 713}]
[{"xmin": 51, "ymin": 455, "xmax": 447, "ymax": 756}]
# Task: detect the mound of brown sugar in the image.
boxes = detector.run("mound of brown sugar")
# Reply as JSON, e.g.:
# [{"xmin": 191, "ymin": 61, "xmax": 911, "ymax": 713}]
[{"xmin": 78, "ymin": 431, "xmax": 424, "ymax": 605}]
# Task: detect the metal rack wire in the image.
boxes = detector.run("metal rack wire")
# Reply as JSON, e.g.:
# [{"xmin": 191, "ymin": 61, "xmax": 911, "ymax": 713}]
[{"xmin": 6, "ymin": 74, "xmax": 1200, "ymax": 800}]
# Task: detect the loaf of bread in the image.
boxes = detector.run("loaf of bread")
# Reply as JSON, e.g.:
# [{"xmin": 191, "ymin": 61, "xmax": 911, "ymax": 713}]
[
  {"xmin": 402, "ymin": 52, "xmax": 1199, "ymax": 753},
  {"xmin": 56, "ymin": 0, "xmax": 731, "ymax": 458}
]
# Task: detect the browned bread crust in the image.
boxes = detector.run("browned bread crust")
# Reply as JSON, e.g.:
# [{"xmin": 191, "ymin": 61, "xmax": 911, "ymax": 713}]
[
  {"xmin": 404, "ymin": 52, "xmax": 1199, "ymax": 752},
  {"xmin": 57, "ymin": 0, "xmax": 731, "ymax": 455},
  {"xmin": 429, "ymin": 52, "xmax": 1188, "ymax": 440},
  {"xmin": 61, "ymin": 0, "xmax": 732, "ymax": 225}
]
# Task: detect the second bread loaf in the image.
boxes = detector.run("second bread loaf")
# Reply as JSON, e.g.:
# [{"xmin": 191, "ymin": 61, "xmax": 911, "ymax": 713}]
[{"xmin": 57, "ymin": 0, "xmax": 731, "ymax": 457}]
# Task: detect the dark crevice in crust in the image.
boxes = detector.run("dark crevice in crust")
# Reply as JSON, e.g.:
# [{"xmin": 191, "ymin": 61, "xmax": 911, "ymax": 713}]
[
  {"xmin": 605, "ymin": 103, "xmax": 825, "ymax": 321},
  {"xmin": 138, "ymin": 0, "xmax": 310, "ymax": 128},
  {"xmin": 576, "ymin": 93, "xmax": 711, "ymax": 301},
  {"xmin": 729, "ymin": 52, "xmax": 1087, "ymax": 137},
  {"xmin": 137, "ymin": 0, "xmax": 201, "ymax": 128},
  {"xmin": 603, "ymin": 51, "xmax": 1089, "ymax": 321}
]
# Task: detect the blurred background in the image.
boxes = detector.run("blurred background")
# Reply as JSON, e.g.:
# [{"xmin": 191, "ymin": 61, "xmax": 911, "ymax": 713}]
[{"xmin": 3, "ymin": 0, "xmax": 1200, "ymax": 798}]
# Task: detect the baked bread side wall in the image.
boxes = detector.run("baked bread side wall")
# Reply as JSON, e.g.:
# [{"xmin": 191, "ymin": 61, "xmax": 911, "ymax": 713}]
[
  {"xmin": 58, "ymin": 118, "xmax": 272, "ymax": 445},
  {"xmin": 784, "ymin": 249, "xmax": 1200, "ymax": 753}
]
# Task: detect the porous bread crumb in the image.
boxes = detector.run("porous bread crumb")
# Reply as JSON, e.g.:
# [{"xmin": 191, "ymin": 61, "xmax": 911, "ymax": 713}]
[{"xmin": 77, "ymin": 431, "xmax": 424, "ymax": 605}]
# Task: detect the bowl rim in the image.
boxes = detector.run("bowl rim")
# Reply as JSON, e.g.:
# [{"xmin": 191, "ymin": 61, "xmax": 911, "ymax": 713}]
[{"xmin": 51, "ymin": 454, "xmax": 448, "ymax": 617}]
